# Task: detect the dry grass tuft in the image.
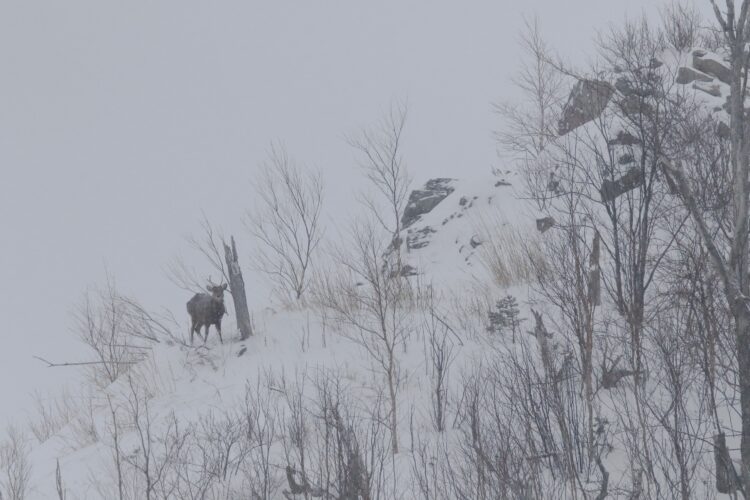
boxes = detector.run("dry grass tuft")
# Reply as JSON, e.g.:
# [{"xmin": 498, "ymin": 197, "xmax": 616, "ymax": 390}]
[{"xmin": 474, "ymin": 215, "xmax": 546, "ymax": 288}]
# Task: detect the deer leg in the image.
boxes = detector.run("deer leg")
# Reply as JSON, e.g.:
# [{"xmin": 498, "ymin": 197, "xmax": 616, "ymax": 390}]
[
  {"xmin": 203, "ymin": 324, "xmax": 210, "ymax": 343},
  {"xmin": 190, "ymin": 320, "xmax": 200, "ymax": 345},
  {"xmin": 216, "ymin": 322, "xmax": 223, "ymax": 344}
]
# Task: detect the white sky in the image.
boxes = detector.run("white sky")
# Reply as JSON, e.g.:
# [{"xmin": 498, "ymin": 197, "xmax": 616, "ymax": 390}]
[{"xmin": 0, "ymin": 1, "xmax": 710, "ymax": 426}]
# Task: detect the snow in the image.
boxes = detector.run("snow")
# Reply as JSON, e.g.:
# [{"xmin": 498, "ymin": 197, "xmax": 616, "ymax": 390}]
[
  {"xmin": 6, "ymin": 42, "xmax": 742, "ymax": 499},
  {"xmin": 5, "ymin": 171, "xmax": 534, "ymax": 498}
]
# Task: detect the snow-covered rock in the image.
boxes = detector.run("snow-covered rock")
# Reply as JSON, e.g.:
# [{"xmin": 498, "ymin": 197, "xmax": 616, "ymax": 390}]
[
  {"xmin": 558, "ymin": 79, "xmax": 615, "ymax": 135},
  {"xmin": 401, "ymin": 177, "xmax": 456, "ymax": 229}
]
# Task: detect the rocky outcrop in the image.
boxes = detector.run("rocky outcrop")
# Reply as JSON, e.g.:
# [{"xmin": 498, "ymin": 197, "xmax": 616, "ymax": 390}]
[
  {"xmin": 693, "ymin": 81, "xmax": 722, "ymax": 97},
  {"xmin": 618, "ymin": 153, "xmax": 635, "ymax": 165},
  {"xmin": 558, "ymin": 79, "xmax": 615, "ymax": 135},
  {"xmin": 693, "ymin": 50, "xmax": 731, "ymax": 84},
  {"xmin": 608, "ymin": 130, "xmax": 640, "ymax": 147},
  {"xmin": 600, "ymin": 167, "xmax": 643, "ymax": 202},
  {"xmin": 615, "ymin": 75, "xmax": 660, "ymax": 98},
  {"xmin": 401, "ymin": 178, "xmax": 456, "ymax": 229},
  {"xmin": 406, "ymin": 226, "xmax": 437, "ymax": 250},
  {"xmin": 536, "ymin": 217, "xmax": 555, "ymax": 233},
  {"xmin": 676, "ymin": 66, "xmax": 713, "ymax": 84},
  {"xmin": 389, "ymin": 264, "xmax": 417, "ymax": 278},
  {"xmin": 618, "ymin": 94, "xmax": 653, "ymax": 118},
  {"xmin": 718, "ymin": 121, "xmax": 731, "ymax": 139}
]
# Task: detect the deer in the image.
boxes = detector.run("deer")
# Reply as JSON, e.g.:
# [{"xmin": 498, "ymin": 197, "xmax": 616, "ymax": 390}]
[{"xmin": 187, "ymin": 283, "xmax": 227, "ymax": 344}]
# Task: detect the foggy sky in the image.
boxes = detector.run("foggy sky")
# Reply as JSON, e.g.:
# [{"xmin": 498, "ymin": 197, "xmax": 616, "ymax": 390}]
[{"xmin": 0, "ymin": 1, "xmax": 705, "ymax": 426}]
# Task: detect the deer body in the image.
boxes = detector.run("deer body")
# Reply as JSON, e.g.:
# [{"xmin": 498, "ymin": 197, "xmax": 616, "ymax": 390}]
[{"xmin": 187, "ymin": 284, "xmax": 227, "ymax": 344}]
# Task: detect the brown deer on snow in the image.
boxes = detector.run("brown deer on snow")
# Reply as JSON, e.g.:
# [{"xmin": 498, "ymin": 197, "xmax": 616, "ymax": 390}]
[{"xmin": 187, "ymin": 283, "xmax": 227, "ymax": 344}]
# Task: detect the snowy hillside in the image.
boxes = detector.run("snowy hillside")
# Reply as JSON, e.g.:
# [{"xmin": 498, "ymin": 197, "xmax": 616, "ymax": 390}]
[
  {"xmin": 394, "ymin": 175, "xmax": 536, "ymax": 288},
  {"xmin": 19, "ymin": 173, "xmax": 535, "ymax": 500},
  {"xmin": 14, "ymin": 44, "xmax": 742, "ymax": 495},
  {"xmin": 7, "ymin": 12, "xmax": 750, "ymax": 500}
]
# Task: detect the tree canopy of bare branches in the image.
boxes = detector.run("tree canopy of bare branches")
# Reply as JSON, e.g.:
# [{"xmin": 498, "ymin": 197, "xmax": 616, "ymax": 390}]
[
  {"xmin": 248, "ymin": 144, "xmax": 324, "ymax": 304},
  {"xmin": 348, "ymin": 102, "xmax": 411, "ymax": 274},
  {"xmin": 314, "ymin": 219, "xmax": 408, "ymax": 455}
]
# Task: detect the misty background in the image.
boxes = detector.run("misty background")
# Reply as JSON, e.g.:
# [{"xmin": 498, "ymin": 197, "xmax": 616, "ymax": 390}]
[{"xmin": 0, "ymin": 1, "xmax": 695, "ymax": 426}]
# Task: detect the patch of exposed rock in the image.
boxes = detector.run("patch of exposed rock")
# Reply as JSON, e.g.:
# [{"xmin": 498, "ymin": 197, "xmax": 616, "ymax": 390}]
[
  {"xmin": 693, "ymin": 81, "xmax": 722, "ymax": 97},
  {"xmin": 558, "ymin": 79, "xmax": 615, "ymax": 135},
  {"xmin": 407, "ymin": 226, "xmax": 437, "ymax": 250},
  {"xmin": 676, "ymin": 66, "xmax": 713, "ymax": 85},
  {"xmin": 401, "ymin": 178, "xmax": 456, "ymax": 229},
  {"xmin": 692, "ymin": 50, "xmax": 731, "ymax": 84},
  {"xmin": 536, "ymin": 217, "xmax": 555, "ymax": 233},
  {"xmin": 600, "ymin": 167, "xmax": 643, "ymax": 203}
]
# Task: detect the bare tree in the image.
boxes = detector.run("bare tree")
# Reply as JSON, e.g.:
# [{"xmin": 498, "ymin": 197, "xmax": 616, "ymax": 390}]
[
  {"xmin": 644, "ymin": 311, "xmax": 708, "ymax": 500},
  {"xmin": 421, "ymin": 290, "xmax": 457, "ymax": 433},
  {"xmin": 348, "ymin": 102, "xmax": 411, "ymax": 275},
  {"xmin": 660, "ymin": 1, "xmax": 701, "ymax": 51},
  {"xmin": 105, "ymin": 394, "xmax": 125, "ymax": 500},
  {"xmin": 55, "ymin": 459, "xmax": 66, "ymax": 500},
  {"xmin": 121, "ymin": 375, "xmax": 190, "ymax": 500},
  {"xmin": 224, "ymin": 236, "xmax": 253, "ymax": 340},
  {"xmin": 248, "ymin": 144, "xmax": 324, "ymax": 304},
  {"xmin": 494, "ymin": 16, "xmax": 565, "ymax": 163},
  {"xmin": 27, "ymin": 388, "xmax": 76, "ymax": 445},
  {"xmin": 658, "ymin": 0, "xmax": 750, "ymax": 492},
  {"xmin": 73, "ymin": 277, "xmax": 151, "ymax": 386},
  {"xmin": 168, "ymin": 215, "xmax": 231, "ymax": 294},
  {"xmin": 308, "ymin": 369, "xmax": 394, "ymax": 500},
  {"xmin": 314, "ymin": 219, "xmax": 408, "ymax": 454},
  {"xmin": 240, "ymin": 378, "xmax": 283, "ymax": 499},
  {"xmin": 169, "ymin": 216, "xmax": 253, "ymax": 342},
  {"xmin": 493, "ymin": 11, "xmax": 726, "ymax": 496},
  {"xmin": 0, "ymin": 426, "xmax": 31, "ymax": 500}
]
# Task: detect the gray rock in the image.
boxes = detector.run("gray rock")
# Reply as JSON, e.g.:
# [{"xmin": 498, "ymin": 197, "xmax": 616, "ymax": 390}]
[
  {"xmin": 547, "ymin": 172, "xmax": 560, "ymax": 193},
  {"xmin": 718, "ymin": 121, "xmax": 731, "ymax": 139},
  {"xmin": 615, "ymin": 76, "xmax": 635, "ymax": 95},
  {"xmin": 401, "ymin": 178, "xmax": 456, "ymax": 229},
  {"xmin": 693, "ymin": 50, "xmax": 732, "ymax": 84},
  {"xmin": 615, "ymin": 76, "xmax": 658, "ymax": 98},
  {"xmin": 608, "ymin": 130, "xmax": 640, "ymax": 147},
  {"xmin": 407, "ymin": 226, "xmax": 437, "ymax": 250},
  {"xmin": 618, "ymin": 94, "xmax": 653, "ymax": 118},
  {"xmin": 558, "ymin": 79, "xmax": 615, "ymax": 135},
  {"xmin": 600, "ymin": 167, "xmax": 643, "ymax": 202},
  {"xmin": 388, "ymin": 264, "xmax": 418, "ymax": 278},
  {"xmin": 676, "ymin": 66, "xmax": 713, "ymax": 84},
  {"xmin": 536, "ymin": 217, "xmax": 555, "ymax": 233},
  {"xmin": 618, "ymin": 153, "xmax": 635, "ymax": 165},
  {"xmin": 693, "ymin": 81, "xmax": 722, "ymax": 97},
  {"xmin": 399, "ymin": 264, "xmax": 418, "ymax": 277}
]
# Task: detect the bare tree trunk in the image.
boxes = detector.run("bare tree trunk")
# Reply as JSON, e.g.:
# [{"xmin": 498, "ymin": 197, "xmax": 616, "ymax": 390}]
[
  {"xmin": 223, "ymin": 236, "xmax": 253, "ymax": 340},
  {"xmin": 348, "ymin": 102, "xmax": 411, "ymax": 277},
  {"xmin": 721, "ymin": 4, "xmax": 750, "ymax": 492},
  {"xmin": 106, "ymin": 395, "xmax": 124, "ymax": 500},
  {"xmin": 55, "ymin": 459, "xmax": 66, "ymax": 500},
  {"xmin": 661, "ymin": 3, "xmax": 750, "ymax": 493},
  {"xmin": 387, "ymin": 354, "xmax": 399, "ymax": 455},
  {"xmin": 585, "ymin": 231, "xmax": 599, "ymax": 462}
]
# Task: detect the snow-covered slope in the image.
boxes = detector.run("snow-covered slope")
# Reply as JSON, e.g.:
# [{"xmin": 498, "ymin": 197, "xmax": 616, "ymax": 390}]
[
  {"xmin": 21, "ymin": 173, "xmax": 529, "ymax": 500},
  {"xmin": 394, "ymin": 173, "xmax": 537, "ymax": 289},
  {"xmin": 15, "ymin": 47, "xmax": 740, "ymax": 500}
]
